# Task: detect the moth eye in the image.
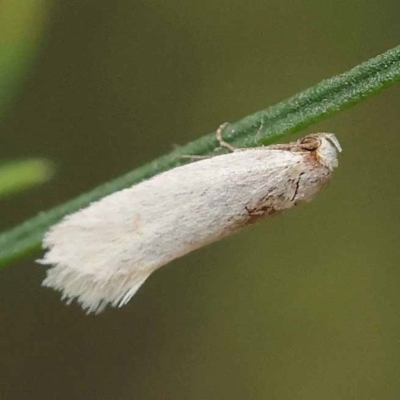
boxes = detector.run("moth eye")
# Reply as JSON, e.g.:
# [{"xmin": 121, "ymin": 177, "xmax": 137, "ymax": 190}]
[{"xmin": 299, "ymin": 136, "xmax": 320, "ymax": 151}]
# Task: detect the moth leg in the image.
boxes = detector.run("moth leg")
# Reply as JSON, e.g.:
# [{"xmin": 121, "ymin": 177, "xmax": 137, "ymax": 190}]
[
  {"xmin": 216, "ymin": 122, "xmax": 238, "ymax": 152},
  {"xmin": 181, "ymin": 122, "xmax": 235, "ymax": 160},
  {"xmin": 254, "ymin": 119, "xmax": 265, "ymax": 142},
  {"xmin": 183, "ymin": 122, "xmax": 240, "ymax": 160}
]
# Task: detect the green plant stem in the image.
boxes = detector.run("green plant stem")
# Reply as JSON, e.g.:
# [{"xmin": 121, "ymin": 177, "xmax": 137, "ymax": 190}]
[{"xmin": 1, "ymin": 44, "xmax": 400, "ymax": 268}]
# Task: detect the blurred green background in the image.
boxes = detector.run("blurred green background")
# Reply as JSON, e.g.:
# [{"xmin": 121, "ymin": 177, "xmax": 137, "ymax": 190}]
[{"xmin": 1, "ymin": 1, "xmax": 400, "ymax": 399}]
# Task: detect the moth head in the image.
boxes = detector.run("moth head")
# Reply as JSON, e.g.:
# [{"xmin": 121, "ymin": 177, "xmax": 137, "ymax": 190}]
[{"xmin": 299, "ymin": 133, "xmax": 342, "ymax": 171}]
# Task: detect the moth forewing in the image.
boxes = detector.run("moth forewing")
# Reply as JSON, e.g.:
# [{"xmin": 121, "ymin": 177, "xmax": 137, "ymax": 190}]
[{"xmin": 38, "ymin": 132, "xmax": 341, "ymax": 313}]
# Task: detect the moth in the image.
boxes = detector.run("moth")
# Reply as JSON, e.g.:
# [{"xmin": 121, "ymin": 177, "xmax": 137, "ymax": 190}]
[{"xmin": 38, "ymin": 124, "xmax": 342, "ymax": 313}]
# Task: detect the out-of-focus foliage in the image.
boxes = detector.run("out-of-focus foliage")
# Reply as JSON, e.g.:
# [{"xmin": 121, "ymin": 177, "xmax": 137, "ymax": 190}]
[
  {"xmin": 0, "ymin": 159, "xmax": 54, "ymax": 199},
  {"xmin": 0, "ymin": 0, "xmax": 52, "ymax": 115}
]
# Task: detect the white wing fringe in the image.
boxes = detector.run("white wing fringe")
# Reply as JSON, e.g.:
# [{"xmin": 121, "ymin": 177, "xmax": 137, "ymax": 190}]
[{"xmin": 39, "ymin": 258, "xmax": 152, "ymax": 314}]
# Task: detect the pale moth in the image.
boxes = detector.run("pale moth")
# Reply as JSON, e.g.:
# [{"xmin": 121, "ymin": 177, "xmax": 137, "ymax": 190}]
[{"xmin": 38, "ymin": 123, "xmax": 342, "ymax": 313}]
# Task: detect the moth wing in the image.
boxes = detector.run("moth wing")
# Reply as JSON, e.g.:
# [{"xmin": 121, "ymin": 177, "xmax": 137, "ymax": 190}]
[{"xmin": 39, "ymin": 149, "xmax": 304, "ymax": 312}]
